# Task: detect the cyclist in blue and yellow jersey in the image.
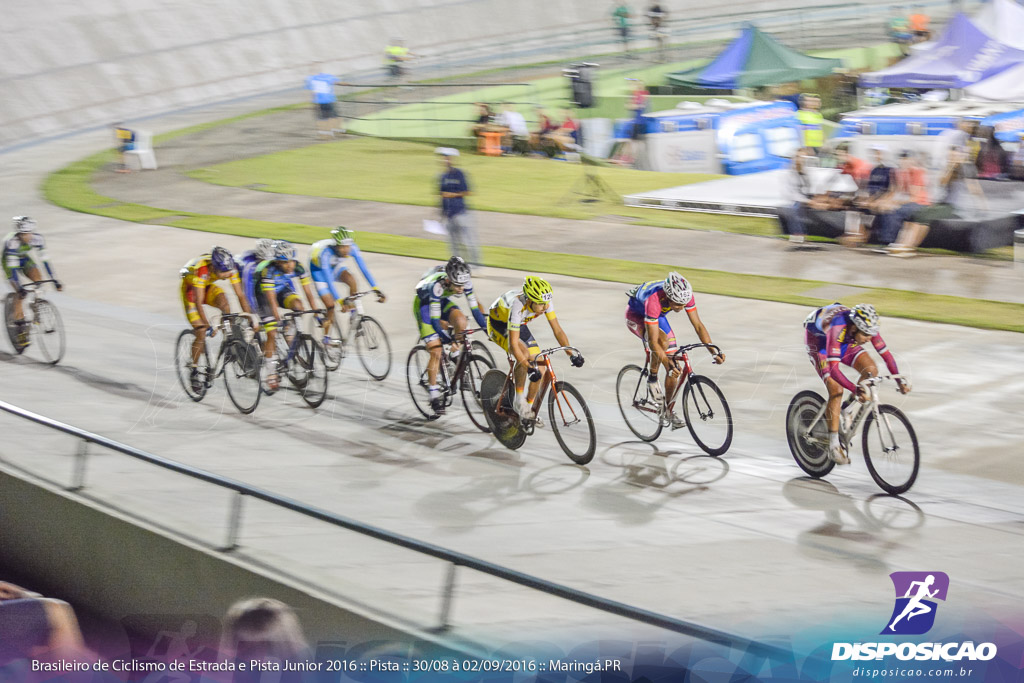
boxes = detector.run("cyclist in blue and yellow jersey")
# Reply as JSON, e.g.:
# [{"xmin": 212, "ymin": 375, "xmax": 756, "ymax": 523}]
[
  {"xmin": 413, "ymin": 256, "xmax": 487, "ymax": 417},
  {"xmin": 179, "ymin": 246, "xmax": 254, "ymax": 392},
  {"xmin": 4, "ymin": 217, "xmax": 63, "ymax": 330},
  {"xmin": 252, "ymin": 240, "xmax": 320, "ymax": 390},
  {"xmin": 488, "ymin": 276, "xmax": 583, "ymax": 422},
  {"xmin": 235, "ymin": 238, "xmax": 276, "ymax": 303},
  {"xmin": 625, "ymin": 272, "xmax": 724, "ymax": 429},
  {"xmin": 804, "ymin": 302, "xmax": 911, "ymax": 465},
  {"xmin": 309, "ymin": 227, "xmax": 386, "ymax": 346}
]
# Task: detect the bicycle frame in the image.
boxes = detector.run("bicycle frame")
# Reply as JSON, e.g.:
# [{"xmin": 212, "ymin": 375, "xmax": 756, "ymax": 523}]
[
  {"xmin": 632, "ymin": 342, "xmax": 721, "ymax": 420},
  {"xmin": 437, "ymin": 328, "xmax": 485, "ymax": 397},
  {"xmin": 801, "ymin": 375, "xmax": 905, "ymax": 451},
  {"xmin": 497, "ymin": 345, "xmax": 581, "ymax": 427},
  {"xmin": 277, "ymin": 310, "xmax": 323, "ymax": 369}
]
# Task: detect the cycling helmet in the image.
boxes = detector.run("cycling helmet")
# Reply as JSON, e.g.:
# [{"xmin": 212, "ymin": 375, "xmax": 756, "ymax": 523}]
[
  {"xmin": 273, "ymin": 240, "xmax": 296, "ymax": 261},
  {"xmin": 13, "ymin": 216, "xmax": 36, "ymax": 233},
  {"xmin": 444, "ymin": 256, "xmax": 471, "ymax": 285},
  {"xmin": 331, "ymin": 226, "xmax": 355, "ymax": 246},
  {"xmin": 210, "ymin": 246, "xmax": 234, "ymax": 273},
  {"xmin": 850, "ymin": 303, "xmax": 880, "ymax": 336},
  {"xmin": 254, "ymin": 238, "xmax": 275, "ymax": 261},
  {"xmin": 522, "ymin": 276, "xmax": 553, "ymax": 304},
  {"xmin": 663, "ymin": 271, "xmax": 693, "ymax": 306}
]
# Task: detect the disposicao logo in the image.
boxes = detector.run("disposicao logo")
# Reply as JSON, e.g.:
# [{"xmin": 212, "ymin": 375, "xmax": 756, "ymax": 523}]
[
  {"xmin": 831, "ymin": 572, "xmax": 998, "ymax": 662},
  {"xmin": 883, "ymin": 571, "xmax": 949, "ymax": 635}
]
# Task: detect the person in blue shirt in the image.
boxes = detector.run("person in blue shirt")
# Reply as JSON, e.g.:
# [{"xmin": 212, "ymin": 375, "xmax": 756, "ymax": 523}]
[
  {"xmin": 305, "ymin": 67, "xmax": 344, "ymax": 137},
  {"xmin": 309, "ymin": 227, "xmax": 385, "ymax": 345},
  {"xmin": 437, "ymin": 148, "xmax": 482, "ymax": 271}
]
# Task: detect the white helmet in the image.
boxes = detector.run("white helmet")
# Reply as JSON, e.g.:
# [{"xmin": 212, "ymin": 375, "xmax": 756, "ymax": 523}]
[
  {"xmin": 254, "ymin": 238, "xmax": 275, "ymax": 261},
  {"xmin": 850, "ymin": 303, "xmax": 880, "ymax": 336},
  {"xmin": 13, "ymin": 216, "xmax": 36, "ymax": 233},
  {"xmin": 663, "ymin": 272, "xmax": 692, "ymax": 305}
]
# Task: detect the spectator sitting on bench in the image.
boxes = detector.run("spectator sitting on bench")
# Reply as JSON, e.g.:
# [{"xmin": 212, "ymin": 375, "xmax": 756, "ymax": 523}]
[
  {"xmin": 471, "ymin": 103, "xmax": 494, "ymax": 144},
  {"xmin": 496, "ymin": 102, "xmax": 529, "ymax": 155},
  {"xmin": 841, "ymin": 144, "xmax": 895, "ymax": 247},
  {"xmin": 975, "ymin": 125, "xmax": 1009, "ymax": 180},
  {"xmin": 114, "ymin": 122, "xmax": 135, "ymax": 173},
  {"xmin": 531, "ymin": 107, "xmax": 561, "ymax": 156},
  {"xmin": 886, "ymin": 146, "xmax": 987, "ymax": 257},
  {"xmin": 806, "ymin": 142, "xmax": 870, "ymax": 226},
  {"xmin": 871, "ymin": 149, "xmax": 930, "ymax": 248},
  {"xmin": 778, "ymin": 147, "xmax": 816, "ymax": 245}
]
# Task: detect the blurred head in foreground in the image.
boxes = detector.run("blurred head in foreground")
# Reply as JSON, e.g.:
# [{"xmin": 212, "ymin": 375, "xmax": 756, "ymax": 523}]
[{"xmin": 220, "ymin": 597, "xmax": 308, "ymax": 661}]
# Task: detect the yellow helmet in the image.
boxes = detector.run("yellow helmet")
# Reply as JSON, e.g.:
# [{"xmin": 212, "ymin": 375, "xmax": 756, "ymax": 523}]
[{"xmin": 522, "ymin": 276, "xmax": 553, "ymax": 304}]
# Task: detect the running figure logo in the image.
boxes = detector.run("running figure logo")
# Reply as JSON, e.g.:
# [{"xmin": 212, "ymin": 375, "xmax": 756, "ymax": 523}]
[{"xmin": 882, "ymin": 571, "xmax": 950, "ymax": 635}]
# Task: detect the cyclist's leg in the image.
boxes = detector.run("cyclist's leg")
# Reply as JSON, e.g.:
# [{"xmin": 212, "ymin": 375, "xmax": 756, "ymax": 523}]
[
  {"xmin": 657, "ymin": 317, "xmax": 681, "ymax": 405},
  {"xmin": 313, "ymin": 273, "xmax": 337, "ymax": 336},
  {"xmin": 181, "ymin": 281, "xmax": 207, "ymax": 365},
  {"xmin": 337, "ymin": 269, "xmax": 358, "ymax": 312},
  {"xmin": 518, "ymin": 327, "xmax": 542, "ymax": 407},
  {"xmin": 204, "ymin": 283, "xmax": 231, "ymax": 316},
  {"xmin": 12, "ymin": 263, "xmax": 42, "ymax": 321}
]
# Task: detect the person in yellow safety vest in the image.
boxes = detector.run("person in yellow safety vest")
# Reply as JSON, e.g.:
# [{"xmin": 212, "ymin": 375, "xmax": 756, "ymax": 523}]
[
  {"xmin": 797, "ymin": 93, "xmax": 825, "ymax": 154},
  {"xmin": 385, "ymin": 39, "xmax": 412, "ymax": 77}
]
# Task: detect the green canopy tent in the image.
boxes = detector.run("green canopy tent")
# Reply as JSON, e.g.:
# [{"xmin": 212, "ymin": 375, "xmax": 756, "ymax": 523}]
[{"xmin": 667, "ymin": 25, "xmax": 842, "ymax": 90}]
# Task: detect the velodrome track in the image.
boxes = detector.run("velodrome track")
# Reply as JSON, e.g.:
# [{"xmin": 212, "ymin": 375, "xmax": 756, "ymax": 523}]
[{"xmin": 2, "ymin": 98, "xmax": 1024, "ymax": 651}]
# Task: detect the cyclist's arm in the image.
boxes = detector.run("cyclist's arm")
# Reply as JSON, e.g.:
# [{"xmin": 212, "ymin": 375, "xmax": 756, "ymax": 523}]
[
  {"xmin": 261, "ymin": 273, "xmax": 282, "ymax": 321},
  {"xmin": 229, "ymin": 275, "xmax": 252, "ymax": 315},
  {"xmin": 4, "ymin": 251, "xmax": 23, "ymax": 290},
  {"xmin": 464, "ymin": 285, "xmax": 487, "ymax": 329},
  {"xmin": 870, "ymin": 333, "xmax": 899, "ymax": 375},
  {"xmin": 825, "ymin": 326, "xmax": 858, "ymax": 392},
  {"xmin": 35, "ymin": 243, "xmax": 57, "ymax": 281},
  {"xmin": 350, "ymin": 245, "xmax": 378, "ymax": 289},
  {"xmin": 643, "ymin": 295, "xmax": 672, "ymax": 367},
  {"xmin": 547, "ymin": 316, "xmax": 573, "ymax": 357},
  {"xmin": 428, "ymin": 284, "xmax": 449, "ymax": 340},
  {"xmin": 295, "ymin": 266, "xmax": 318, "ymax": 310},
  {"xmin": 684, "ymin": 303, "xmax": 720, "ymax": 359}
]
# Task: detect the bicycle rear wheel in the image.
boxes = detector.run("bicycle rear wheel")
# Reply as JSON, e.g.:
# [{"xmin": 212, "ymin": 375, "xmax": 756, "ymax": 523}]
[
  {"xmin": 405, "ymin": 345, "xmax": 434, "ymax": 419},
  {"xmin": 31, "ymin": 299, "xmax": 65, "ymax": 365},
  {"xmin": 862, "ymin": 404, "xmax": 920, "ymax": 495},
  {"xmin": 481, "ymin": 369, "xmax": 527, "ymax": 450},
  {"xmin": 548, "ymin": 380, "xmax": 596, "ymax": 465},
  {"xmin": 681, "ymin": 375, "xmax": 733, "ymax": 456},
  {"xmin": 4, "ymin": 293, "xmax": 28, "ymax": 354},
  {"xmin": 615, "ymin": 364, "xmax": 663, "ymax": 442},
  {"xmin": 354, "ymin": 315, "xmax": 392, "ymax": 380},
  {"xmin": 785, "ymin": 390, "xmax": 834, "ymax": 478},
  {"xmin": 222, "ymin": 340, "xmax": 262, "ymax": 414},
  {"xmin": 175, "ymin": 329, "xmax": 210, "ymax": 402},
  {"xmin": 459, "ymin": 353, "xmax": 494, "ymax": 433},
  {"xmin": 297, "ymin": 334, "xmax": 328, "ymax": 408}
]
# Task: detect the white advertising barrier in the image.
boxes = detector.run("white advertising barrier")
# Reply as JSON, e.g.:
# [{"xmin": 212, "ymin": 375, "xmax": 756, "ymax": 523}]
[
  {"xmin": 645, "ymin": 130, "xmax": 722, "ymax": 174},
  {"xmin": 580, "ymin": 118, "xmax": 614, "ymax": 159}
]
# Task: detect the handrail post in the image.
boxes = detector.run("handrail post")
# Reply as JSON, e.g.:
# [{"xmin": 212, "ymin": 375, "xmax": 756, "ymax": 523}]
[
  {"xmin": 436, "ymin": 562, "xmax": 458, "ymax": 632},
  {"xmin": 68, "ymin": 440, "xmax": 89, "ymax": 492},
  {"xmin": 222, "ymin": 491, "xmax": 245, "ymax": 552}
]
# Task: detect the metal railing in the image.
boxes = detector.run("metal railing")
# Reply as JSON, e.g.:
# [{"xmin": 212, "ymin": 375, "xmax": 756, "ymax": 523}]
[{"xmin": 0, "ymin": 399, "xmax": 784, "ymax": 658}]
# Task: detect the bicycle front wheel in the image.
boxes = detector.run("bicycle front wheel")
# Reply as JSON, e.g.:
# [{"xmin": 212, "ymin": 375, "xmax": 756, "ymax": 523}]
[
  {"xmin": 175, "ymin": 329, "xmax": 210, "ymax": 402},
  {"xmin": 681, "ymin": 375, "xmax": 733, "ymax": 456},
  {"xmin": 295, "ymin": 335, "xmax": 328, "ymax": 408},
  {"xmin": 31, "ymin": 299, "xmax": 65, "ymax": 365},
  {"xmin": 406, "ymin": 345, "xmax": 434, "ymax": 418},
  {"xmin": 323, "ymin": 309, "xmax": 344, "ymax": 371},
  {"xmin": 222, "ymin": 340, "xmax": 262, "ymax": 414},
  {"xmin": 862, "ymin": 404, "xmax": 920, "ymax": 495},
  {"xmin": 459, "ymin": 353, "xmax": 494, "ymax": 433},
  {"xmin": 785, "ymin": 390, "xmax": 834, "ymax": 478},
  {"xmin": 615, "ymin": 364, "xmax": 663, "ymax": 442},
  {"xmin": 354, "ymin": 315, "xmax": 392, "ymax": 380},
  {"xmin": 548, "ymin": 380, "xmax": 596, "ymax": 465},
  {"xmin": 471, "ymin": 339, "xmax": 496, "ymax": 367}
]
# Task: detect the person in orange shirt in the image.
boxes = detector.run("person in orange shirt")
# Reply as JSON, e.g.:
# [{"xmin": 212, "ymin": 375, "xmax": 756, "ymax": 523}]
[
  {"xmin": 908, "ymin": 9, "xmax": 931, "ymax": 42},
  {"xmin": 872, "ymin": 150, "xmax": 930, "ymax": 247}
]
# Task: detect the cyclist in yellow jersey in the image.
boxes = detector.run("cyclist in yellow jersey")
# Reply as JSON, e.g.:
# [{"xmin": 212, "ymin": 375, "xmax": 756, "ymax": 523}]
[
  {"xmin": 179, "ymin": 246, "xmax": 255, "ymax": 392},
  {"xmin": 488, "ymin": 276, "xmax": 583, "ymax": 422}
]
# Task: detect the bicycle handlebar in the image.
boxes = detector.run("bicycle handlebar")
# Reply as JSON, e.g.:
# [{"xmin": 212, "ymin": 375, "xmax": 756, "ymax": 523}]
[
  {"xmin": 858, "ymin": 374, "xmax": 906, "ymax": 387},
  {"xmin": 536, "ymin": 345, "xmax": 582, "ymax": 360},
  {"xmin": 671, "ymin": 343, "xmax": 722, "ymax": 358},
  {"xmin": 18, "ymin": 279, "xmax": 59, "ymax": 290}
]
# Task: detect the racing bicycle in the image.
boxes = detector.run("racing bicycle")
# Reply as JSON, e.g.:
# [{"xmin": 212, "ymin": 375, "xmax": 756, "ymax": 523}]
[
  {"xmin": 785, "ymin": 375, "xmax": 920, "ymax": 495},
  {"xmin": 322, "ymin": 291, "xmax": 392, "ymax": 380},
  {"xmin": 480, "ymin": 346, "xmax": 596, "ymax": 465},
  {"xmin": 175, "ymin": 313, "xmax": 263, "ymax": 414},
  {"xmin": 266, "ymin": 310, "xmax": 330, "ymax": 409},
  {"xmin": 406, "ymin": 328, "xmax": 494, "ymax": 430},
  {"xmin": 3, "ymin": 279, "xmax": 65, "ymax": 364},
  {"xmin": 615, "ymin": 343, "xmax": 732, "ymax": 456}
]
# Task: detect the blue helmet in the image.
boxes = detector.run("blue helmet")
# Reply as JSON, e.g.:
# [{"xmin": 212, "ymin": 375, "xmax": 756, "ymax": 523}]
[{"xmin": 210, "ymin": 246, "xmax": 234, "ymax": 273}]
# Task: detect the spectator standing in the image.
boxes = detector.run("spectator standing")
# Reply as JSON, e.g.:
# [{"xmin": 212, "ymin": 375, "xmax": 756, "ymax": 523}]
[
  {"xmin": 612, "ymin": 2, "xmax": 632, "ymax": 55},
  {"xmin": 114, "ymin": 122, "xmax": 136, "ymax": 173},
  {"xmin": 496, "ymin": 103, "xmax": 529, "ymax": 154},
  {"xmin": 1008, "ymin": 132, "xmax": 1024, "ymax": 181},
  {"xmin": 975, "ymin": 126, "xmax": 1008, "ymax": 180},
  {"xmin": 647, "ymin": 3, "xmax": 668, "ymax": 59},
  {"xmin": 908, "ymin": 7, "xmax": 931, "ymax": 42},
  {"xmin": 305, "ymin": 66, "xmax": 341, "ymax": 138},
  {"xmin": 385, "ymin": 39, "xmax": 414, "ymax": 77},
  {"xmin": 887, "ymin": 146, "xmax": 987, "ymax": 256},
  {"xmin": 888, "ymin": 9, "xmax": 913, "ymax": 54},
  {"xmin": 777, "ymin": 148, "xmax": 816, "ymax": 245},
  {"xmin": 437, "ymin": 148, "xmax": 482, "ymax": 270},
  {"xmin": 797, "ymin": 93, "xmax": 825, "ymax": 154}
]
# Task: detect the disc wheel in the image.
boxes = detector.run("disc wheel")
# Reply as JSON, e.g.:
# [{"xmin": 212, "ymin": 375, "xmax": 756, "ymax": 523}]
[
  {"xmin": 786, "ymin": 390, "xmax": 834, "ymax": 478},
  {"xmin": 681, "ymin": 375, "xmax": 733, "ymax": 456},
  {"xmin": 222, "ymin": 340, "xmax": 262, "ymax": 414},
  {"xmin": 548, "ymin": 380, "xmax": 596, "ymax": 465},
  {"xmin": 615, "ymin": 364, "xmax": 663, "ymax": 442},
  {"xmin": 175, "ymin": 329, "xmax": 211, "ymax": 402},
  {"xmin": 459, "ymin": 353, "xmax": 494, "ymax": 433},
  {"xmin": 862, "ymin": 404, "xmax": 920, "ymax": 495},
  {"xmin": 354, "ymin": 315, "xmax": 392, "ymax": 380},
  {"xmin": 481, "ymin": 369, "xmax": 526, "ymax": 450}
]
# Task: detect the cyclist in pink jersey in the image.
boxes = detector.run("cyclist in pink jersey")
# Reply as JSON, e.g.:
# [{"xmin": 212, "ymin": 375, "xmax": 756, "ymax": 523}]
[
  {"xmin": 625, "ymin": 272, "xmax": 724, "ymax": 429},
  {"xmin": 804, "ymin": 302, "xmax": 911, "ymax": 464}
]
